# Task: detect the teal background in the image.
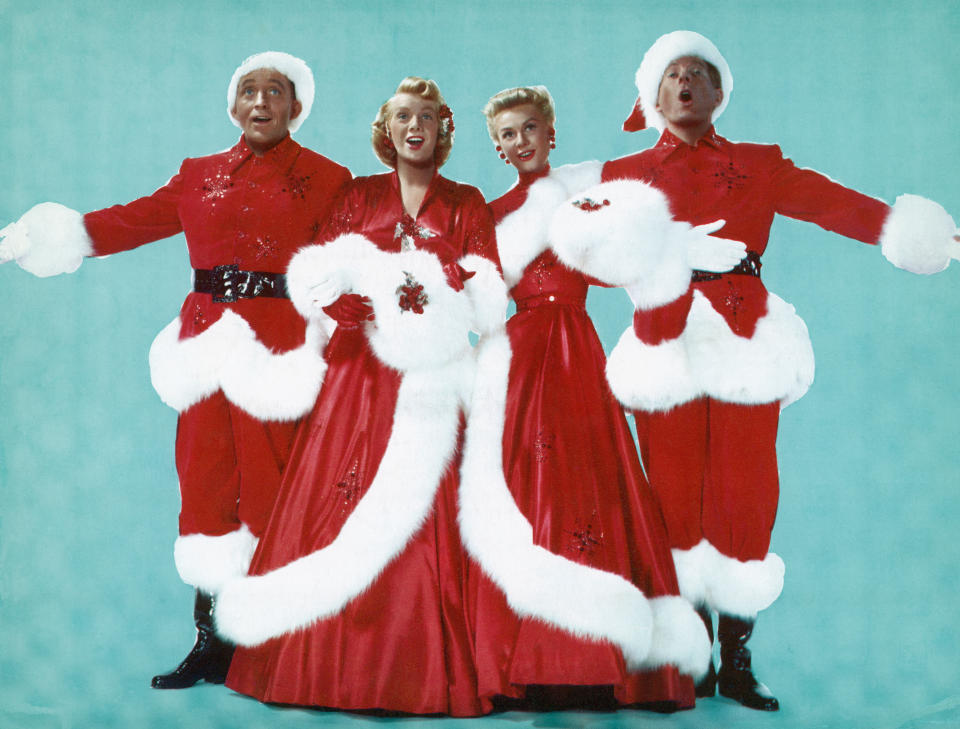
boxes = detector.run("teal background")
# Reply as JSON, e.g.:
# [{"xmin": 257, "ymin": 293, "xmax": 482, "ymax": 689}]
[{"xmin": 1, "ymin": 1, "xmax": 958, "ymax": 727}]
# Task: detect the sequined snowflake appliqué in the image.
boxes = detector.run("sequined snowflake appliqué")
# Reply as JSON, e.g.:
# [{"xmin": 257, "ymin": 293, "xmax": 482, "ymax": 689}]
[
  {"xmin": 334, "ymin": 458, "xmax": 362, "ymax": 514},
  {"xmin": 201, "ymin": 171, "xmax": 234, "ymax": 203},
  {"xmin": 565, "ymin": 512, "xmax": 604, "ymax": 559}
]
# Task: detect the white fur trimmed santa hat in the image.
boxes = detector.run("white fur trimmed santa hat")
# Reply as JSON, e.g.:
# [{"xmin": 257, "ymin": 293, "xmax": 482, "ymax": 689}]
[
  {"xmin": 623, "ymin": 30, "xmax": 733, "ymax": 133},
  {"xmin": 227, "ymin": 51, "xmax": 315, "ymax": 133}
]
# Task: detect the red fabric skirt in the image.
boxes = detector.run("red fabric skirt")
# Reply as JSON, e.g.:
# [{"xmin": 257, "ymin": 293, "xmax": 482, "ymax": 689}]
[
  {"xmin": 225, "ymin": 328, "xmax": 482, "ymax": 716},
  {"xmin": 469, "ymin": 301, "xmax": 695, "ymax": 711}
]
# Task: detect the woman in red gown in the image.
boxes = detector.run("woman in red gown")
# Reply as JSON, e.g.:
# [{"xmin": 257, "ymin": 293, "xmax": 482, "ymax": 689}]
[
  {"xmin": 213, "ymin": 77, "xmax": 501, "ymax": 716},
  {"xmin": 467, "ymin": 86, "xmax": 725, "ymax": 711}
]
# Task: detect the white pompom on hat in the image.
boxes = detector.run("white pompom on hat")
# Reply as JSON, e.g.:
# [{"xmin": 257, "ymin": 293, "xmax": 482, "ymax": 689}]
[
  {"xmin": 227, "ymin": 51, "xmax": 315, "ymax": 133},
  {"xmin": 623, "ymin": 30, "xmax": 733, "ymax": 133}
]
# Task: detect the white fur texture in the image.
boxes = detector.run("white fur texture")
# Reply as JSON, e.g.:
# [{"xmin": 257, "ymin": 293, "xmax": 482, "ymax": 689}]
[
  {"xmin": 214, "ymin": 240, "xmax": 488, "ymax": 646},
  {"xmin": 879, "ymin": 193, "xmax": 959, "ymax": 274},
  {"xmin": 685, "ymin": 291, "xmax": 815, "ymax": 408},
  {"xmin": 672, "ymin": 540, "xmax": 785, "ymax": 619},
  {"xmin": 634, "ymin": 30, "xmax": 733, "ymax": 133},
  {"xmin": 495, "ymin": 162, "xmax": 602, "ymax": 288},
  {"xmin": 215, "ymin": 358, "xmax": 465, "ymax": 646},
  {"xmin": 227, "ymin": 51, "xmax": 314, "ymax": 133},
  {"xmin": 458, "ymin": 253, "xmax": 508, "ymax": 337},
  {"xmin": 606, "ymin": 291, "xmax": 815, "ymax": 412},
  {"xmin": 148, "ymin": 312, "xmax": 328, "ymax": 420},
  {"xmin": 288, "ymin": 234, "xmax": 475, "ymax": 371},
  {"xmin": 549, "ymin": 180, "xmax": 692, "ymax": 308},
  {"xmin": 605, "ymin": 325, "xmax": 699, "ymax": 412},
  {"xmin": 646, "ymin": 596, "xmax": 712, "ymax": 680},
  {"xmin": 457, "ymin": 327, "xmax": 709, "ymax": 676},
  {"xmin": 174, "ymin": 525, "xmax": 259, "ymax": 594},
  {"xmin": 0, "ymin": 202, "xmax": 93, "ymax": 277}
]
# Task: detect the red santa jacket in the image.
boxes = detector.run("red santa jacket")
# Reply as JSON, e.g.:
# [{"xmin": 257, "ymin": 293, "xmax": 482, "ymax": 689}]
[
  {"xmin": 83, "ymin": 135, "xmax": 351, "ymax": 419},
  {"xmin": 600, "ymin": 128, "xmax": 892, "ymax": 411}
]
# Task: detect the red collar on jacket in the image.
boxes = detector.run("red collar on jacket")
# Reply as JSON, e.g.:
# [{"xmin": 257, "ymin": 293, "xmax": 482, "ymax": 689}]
[{"xmin": 226, "ymin": 134, "xmax": 301, "ymax": 175}]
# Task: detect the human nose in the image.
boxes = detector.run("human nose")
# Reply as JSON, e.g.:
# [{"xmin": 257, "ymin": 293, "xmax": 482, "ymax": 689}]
[{"xmin": 253, "ymin": 89, "xmax": 269, "ymax": 106}]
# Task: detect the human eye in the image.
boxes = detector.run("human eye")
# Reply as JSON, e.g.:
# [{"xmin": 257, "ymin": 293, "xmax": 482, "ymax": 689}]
[
  {"xmin": 501, "ymin": 129, "xmax": 515, "ymax": 140},
  {"xmin": 242, "ymin": 86, "xmax": 254, "ymax": 96},
  {"xmin": 524, "ymin": 122, "xmax": 537, "ymax": 132},
  {"xmin": 422, "ymin": 112, "xmax": 433, "ymax": 120},
  {"xmin": 269, "ymin": 87, "xmax": 281, "ymax": 95}
]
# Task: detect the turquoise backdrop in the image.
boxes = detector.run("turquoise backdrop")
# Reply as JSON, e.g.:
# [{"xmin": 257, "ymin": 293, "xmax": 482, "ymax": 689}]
[{"xmin": 1, "ymin": 1, "xmax": 958, "ymax": 728}]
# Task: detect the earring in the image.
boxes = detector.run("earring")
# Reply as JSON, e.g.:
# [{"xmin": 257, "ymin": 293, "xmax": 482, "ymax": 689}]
[
  {"xmin": 496, "ymin": 145, "xmax": 506, "ymax": 161},
  {"xmin": 549, "ymin": 129, "xmax": 556, "ymax": 149},
  {"xmin": 385, "ymin": 135, "xmax": 394, "ymax": 149}
]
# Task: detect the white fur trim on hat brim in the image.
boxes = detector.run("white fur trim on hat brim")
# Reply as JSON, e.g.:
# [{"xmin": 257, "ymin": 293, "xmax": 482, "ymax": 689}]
[
  {"xmin": 148, "ymin": 312, "xmax": 328, "ymax": 420},
  {"xmin": 635, "ymin": 30, "xmax": 733, "ymax": 133},
  {"xmin": 672, "ymin": 540, "xmax": 784, "ymax": 618},
  {"xmin": 456, "ymin": 325, "xmax": 710, "ymax": 678},
  {"xmin": 227, "ymin": 51, "xmax": 314, "ymax": 133},
  {"xmin": 495, "ymin": 162, "xmax": 602, "ymax": 288},
  {"xmin": 880, "ymin": 194, "xmax": 960, "ymax": 274},
  {"xmin": 214, "ymin": 356, "xmax": 466, "ymax": 647},
  {"xmin": 685, "ymin": 290, "xmax": 815, "ymax": 408},
  {"xmin": 0, "ymin": 202, "xmax": 93, "ymax": 277},
  {"xmin": 174, "ymin": 525, "xmax": 259, "ymax": 594}
]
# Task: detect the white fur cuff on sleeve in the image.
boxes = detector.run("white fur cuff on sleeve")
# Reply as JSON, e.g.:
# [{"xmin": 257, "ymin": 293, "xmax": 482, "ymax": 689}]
[{"xmin": 880, "ymin": 194, "xmax": 959, "ymax": 275}]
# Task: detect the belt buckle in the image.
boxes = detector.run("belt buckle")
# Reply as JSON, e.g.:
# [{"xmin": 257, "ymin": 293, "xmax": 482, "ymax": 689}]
[{"xmin": 212, "ymin": 264, "xmax": 240, "ymax": 303}]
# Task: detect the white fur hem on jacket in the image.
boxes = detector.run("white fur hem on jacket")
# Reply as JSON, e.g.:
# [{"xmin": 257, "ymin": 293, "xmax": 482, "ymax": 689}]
[
  {"xmin": 174, "ymin": 525, "xmax": 259, "ymax": 594},
  {"xmin": 672, "ymin": 540, "xmax": 784, "ymax": 619},
  {"xmin": 0, "ymin": 202, "xmax": 93, "ymax": 277},
  {"xmin": 495, "ymin": 162, "xmax": 602, "ymax": 288},
  {"xmin": 214, "ymin": 236, "xmax": 496, "ymax": 646},
  {"xmin": 606, "ymin": 290, "xmax": 815, "ymax": 412},
  {"xmin": 879, "ymin": 194, "xmax": 959, "ymax": 275},
  {"xmin": 148, "ymin": 312, "xmax": 328, "ymax": 420},
  {"xmin": 457, "ymin": 325, "xmax": 710, "ymax": 678}
]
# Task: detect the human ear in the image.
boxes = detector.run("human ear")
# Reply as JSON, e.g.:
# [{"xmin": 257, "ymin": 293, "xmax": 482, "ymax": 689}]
[{"xmin": 290, "ymin": 99, "xmax": 303, "ymax": 120}]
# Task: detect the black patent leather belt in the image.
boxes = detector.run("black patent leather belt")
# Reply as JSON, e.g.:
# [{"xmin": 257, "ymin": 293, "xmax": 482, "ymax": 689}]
[
  {"xmin": 691, "ymin": 251, "xmax": 762, "ymax": 283},
  {"xmin": 193, "ymin": 265, "xmax": 289, "ymax": 303}
]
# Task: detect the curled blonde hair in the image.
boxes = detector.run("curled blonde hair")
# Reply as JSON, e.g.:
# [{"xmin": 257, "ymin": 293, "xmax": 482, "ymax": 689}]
[
  {"xmin": 372, "ymin": 77, "xmax": 454, "ymax": 168},
  {"xmin": 483, "ymin": 86, "xmax": 556, "ymax": 143}
]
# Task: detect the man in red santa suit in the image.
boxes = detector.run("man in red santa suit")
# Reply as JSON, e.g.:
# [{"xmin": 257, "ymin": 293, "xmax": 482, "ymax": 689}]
[
  {"xmin": 558, "ymin": 30, "xmax": 959, "ymax": 711},
  {"xmin": 0, "ymin": 51, "xmax": 351, "ymax": 689}
]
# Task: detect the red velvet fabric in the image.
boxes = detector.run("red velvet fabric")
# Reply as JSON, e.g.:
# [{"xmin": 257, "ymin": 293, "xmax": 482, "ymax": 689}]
[
  {"xmin": 634, "ymin": 398, "xmax": 781, "ymax": 560},
  {"xmin": 225, "ymin": 172, "xmax": 497, "ymax": 716},
  {"xmin": 82, "ymin": 135, "xmax": 350, "ymax": 538},
  {"xmin": 468, "ymin": 181, "xmax": 695, "ymax": 711}
]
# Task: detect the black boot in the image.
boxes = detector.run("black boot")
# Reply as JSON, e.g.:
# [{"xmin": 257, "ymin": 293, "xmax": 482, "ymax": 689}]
[
  {"xmin": 151, "ymin": 591, "xmax": 235, "ymax": 689},
  {"xmin": 716, "ymin": 615, "xmax": 779, "ymax": 711},
  {"xmin": 694, "ymin": 605, "xmax": 717, "ymax": 698}
]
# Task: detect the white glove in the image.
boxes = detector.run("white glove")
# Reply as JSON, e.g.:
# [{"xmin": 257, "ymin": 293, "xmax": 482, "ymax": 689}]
[
  {"xmin": 307, "ymin": 272, "xmax": 348, "ymax": 310},
  {"xmin": 0, "ymin": 202, "xmax": 92, "ymax": 277},
  {"xmin": 684, "ymin": 219, "xmax": 747, "ymax": 273},
  {"xmin": 0, "ymin": 220, "xmax": 31, "ymax": 264}
]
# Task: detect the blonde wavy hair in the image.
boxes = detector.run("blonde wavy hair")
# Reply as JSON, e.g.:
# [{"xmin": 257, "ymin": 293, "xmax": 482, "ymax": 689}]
[
  {"xmin": 482, "ymin": 85, "xmax": 556, "ymax": 143},
  {"xmin": 372, "ymin": 77, "xmax": 454, "ymax": 168}
]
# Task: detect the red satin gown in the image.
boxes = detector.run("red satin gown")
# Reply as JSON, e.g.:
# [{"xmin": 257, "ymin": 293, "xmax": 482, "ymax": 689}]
[
  {"xmin": 225, "ymin": 172, "xmax": 497, "ymax": 716},
  {"xmin": 470, "ymin": 171, "xmax": 696, "ymax": 711}
]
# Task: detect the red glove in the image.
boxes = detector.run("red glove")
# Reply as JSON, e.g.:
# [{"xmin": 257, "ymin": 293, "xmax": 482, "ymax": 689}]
[
  {"xmin": 322, "ymin": 294, "xmax": 374, "ymax": 329},
  {"xmin": 442, "ymin": 262, "xmax": 476, "ymax": 292}
]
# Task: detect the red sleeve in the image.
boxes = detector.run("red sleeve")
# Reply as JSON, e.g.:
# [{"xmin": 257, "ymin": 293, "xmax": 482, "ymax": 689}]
[
  {"xmin": 82, "ymin": 165, "xmax": 186, "ymax": 256},
  {"xmin": 768, "ymin": 146, "xmax": 891, "ymax": 245},
  {"xmin": 461, "ymin": 189, "xmax": 500, "ymax": 270}
]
